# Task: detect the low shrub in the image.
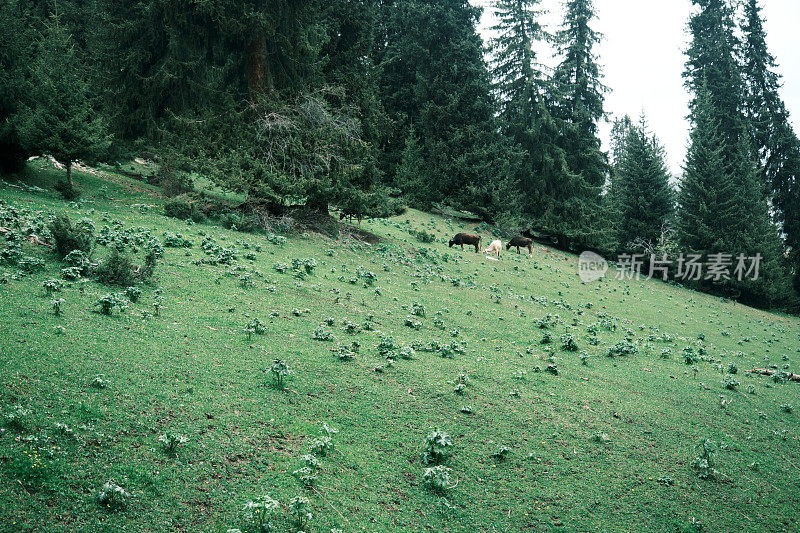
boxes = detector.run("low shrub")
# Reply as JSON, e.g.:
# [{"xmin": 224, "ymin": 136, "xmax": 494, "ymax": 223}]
[
  {"xmin": 163, "ymin": 197, "xmax": 193, "ymax": 220},
  {"xmin": 54, "ymin": 180, "xmax": 80, "ymax": 200},
  {"xmin": 607, "ymin": 340, "xmax": 637, "ymax": 358},
  {"xmin": 95, "ymin": 249, "xmax": 136, "ymax": 286},
  {"xmin": 423, "ymin": 465, "xmax": 452, "ymax": 493},
  {"xmin": 97, "ymin": 481, "xmax": 131, "ymax": 511},
  {"xmin": 48, "ymin": 214, "xmax": 93, "ymax": 258},
  {"xmin": 421, "ymin": 428, "xmax": 453, "ymax": 465}
]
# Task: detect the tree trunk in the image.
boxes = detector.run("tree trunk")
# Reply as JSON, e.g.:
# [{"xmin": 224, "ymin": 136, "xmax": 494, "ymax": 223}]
[
  {"xmin": 247, "ymin": 31, "xmax": 272, "ymax": 99},
  {"xmin": 66, "ymin": 161, "xmax": 73, "ymax": 189}
]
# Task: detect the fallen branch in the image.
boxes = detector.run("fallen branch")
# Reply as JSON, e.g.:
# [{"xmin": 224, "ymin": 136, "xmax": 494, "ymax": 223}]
[
  {"xmin": 26, "ymin": 234, "xmax": 53, "ymax": 249},
  {"xmin": 750, "ymin": 368, "xmax": 800, "ymax": 382}
]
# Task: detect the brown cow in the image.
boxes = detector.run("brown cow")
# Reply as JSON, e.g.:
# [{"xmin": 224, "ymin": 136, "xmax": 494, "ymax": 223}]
[
  {"xmin": 449, "ymin": 233, "xmax": 481, "ymax": 253},
  {"xmin": 506, "ymin": 236, "xmax": 533, "ymax": 256},
  {"xmin": 339, "ymin": 212, "xmax": 362, "ymax": 225}
]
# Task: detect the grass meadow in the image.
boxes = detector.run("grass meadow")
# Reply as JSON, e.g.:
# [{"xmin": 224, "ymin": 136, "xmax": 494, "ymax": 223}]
[{"xmin": 1, "ymin": 161, "xmax": 799, "ymax": 532}]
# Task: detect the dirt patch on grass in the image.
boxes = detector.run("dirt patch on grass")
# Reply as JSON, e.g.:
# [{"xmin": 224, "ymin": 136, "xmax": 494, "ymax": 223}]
[
  {"xmin": 266, "ymin": 432, "xmax": 306, "ymax": 454},
  {"xmin": 340, "ymin": 225, "xmax": 382, "ymax": 244}
]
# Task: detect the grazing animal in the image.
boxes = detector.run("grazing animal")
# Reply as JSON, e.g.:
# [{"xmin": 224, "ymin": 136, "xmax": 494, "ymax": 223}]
[
  {"xmin": 483, "ymin": 239, "xmax": 502, "ymax": 258},
  {"xmin": 449, "ymin": 233, "xmax": 481, "ymax": 253},
  {"xmin": 506, "ymin": 236, "xmax": 533, "ymax": 256},
  {"xmin": 339, "ymin": 211, "xmax": 363, "ymax": 225}
]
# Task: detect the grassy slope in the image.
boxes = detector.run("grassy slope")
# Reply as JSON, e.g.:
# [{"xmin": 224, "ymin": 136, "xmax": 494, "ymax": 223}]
[{"xmin": 1, "ymin": 162, "xmax": 799, "ymax": 532}]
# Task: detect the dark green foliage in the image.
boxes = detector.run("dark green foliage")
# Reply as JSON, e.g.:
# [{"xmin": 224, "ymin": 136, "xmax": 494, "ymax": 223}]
[
  {"xmin": 680, "ymin": 4, "xmax": 794, "ymax": 307},
  {"xmin": 16, "ymin": 18, "xmax": 110, "ymax": 191},
  {"xmin": 376, "ymin": 0, "xmax": 517, "ymax": 218},
  {"xmin": 612, "ymin": 116, "xmax": 674, "ymax": 249},
  {"xmin": 163, "ymin": 197, "xmax": 195, "ymax": 221},
  {"xmin": 95, "ymin": 248, "xmax": 136, "ymax": 286},
  {"xmin": 54, "ymin": 179, "xmax": 80, "ymax": 201},
  {"xmin": 677, "ymin": 86, "xmax": 735, "ymax": 255},
  {"xmin": 48, "ymin": 215, "xmax": 93, "ymax": 259},
  {"xmin": 64, "ymin": 249, "xmax": 91, "ymax": 274},
  {"xmin": 489, "ymin": 0, "xmax": 556, "ymax": 226},
  {"xmin": 394, "ymin": 126, "xmax": 429, "ymax": 207},
  {"xmin": 93, "ymin": 236, "xmax": 158, "ymax": 285},
  {"xmin": 0, "ymin": 0, "xmax": 35, "ymax": 173},
  {"xmin": 140, "ymin": 246, "xmax": 158, "ymax": 280},
  {"xmin": 219, "ymin": 212, "xmax": 258, "ymax": 233},
  {"xmin": 740, "ymin": 0, "xmax": 800, "ymax": 298},
  {"xmin": 683, "ymin": 0, "xmax": 745, "ymax": 161},
  {"xmin": 539, "ymin": 0, "xmax": 608, "ymax": 251},
  {"xmin": 162, "ymin": 195, "xmax": 209, "ymax": 223},
  {"xmin": 552, "ymin": 0, "xmax": 605, "ymax": 131}
]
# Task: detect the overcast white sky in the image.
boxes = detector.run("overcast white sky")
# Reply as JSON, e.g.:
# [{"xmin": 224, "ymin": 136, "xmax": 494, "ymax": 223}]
[{"xmin": 470, "ymin": 0, "xmax": 800, "ymax": 177}]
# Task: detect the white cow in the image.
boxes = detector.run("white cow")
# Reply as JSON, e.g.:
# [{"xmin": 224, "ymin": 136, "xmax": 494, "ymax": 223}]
[{"xmin": 483, "ymin": 239, "xmax": 502, "ymax": 258}]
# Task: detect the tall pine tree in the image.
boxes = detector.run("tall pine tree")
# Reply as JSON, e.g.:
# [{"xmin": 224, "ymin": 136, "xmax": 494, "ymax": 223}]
[
  {"xmin": 544, "ymin": 0, "xmax": 608, "ymax": 250},
  {"xmin": 17, "ymin": 15, "xmax": 110, "ymax": 192},
  {"xmin": 740, "ymin": 0, "xmax": 800, "ymax": 298},
  {"xmin": 489, "ymin": 0, "xmax": 561, "ymax": 225},
  {"xmin": 680, "ymin": 1, "xmax": 792, "ymax": 307},
  {"xmin": 376, "ymin": 0, "xmax": 518, "ymax": 218},
  {"xmin": 613, "ymin": 116, "xmax": 674, "ymax": 249},
  {"xmin": 0, "ymin": 0, "xmax": 36, "ymax": 173}
]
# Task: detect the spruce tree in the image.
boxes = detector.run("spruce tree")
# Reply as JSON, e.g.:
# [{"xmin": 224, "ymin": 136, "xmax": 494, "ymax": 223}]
[
  {"xmin": 740, "ymin": 0, "xmax": 800, "ymax": 296},
  {"xmin": 680, "ymin": 0, "xmax": 794, "ymax": 307},
  {"xmin": 683, "ymin": 0, "xmax": 745, "ymax": 161},
  {"xmin": 543, "ymin": 0, "xmax": 607, "ymax": 250},
  {"xmin": 490, "ymin": 0, "xmax": 548, "ymax": 133},
  {"xmin": 614, "ymin": 116, "xmax": 674, "ymax": 249},
  {"xmin": 18, "ymin": 16, "xmax": 110, "ymax": 192},
  {"xmin": 677, "ymin": 85, "xmax": 738, "ymax": 257},
  {"xmin": 376, "ymin": 0, "xmax": 517, "ymax": 216},
  {"xmin": 489, "ymin": 0, "xmax": 562, "ymax": 224},
  {"xmin": 395, "ymin": 126, "xmax": 429, "ymax": 207}
]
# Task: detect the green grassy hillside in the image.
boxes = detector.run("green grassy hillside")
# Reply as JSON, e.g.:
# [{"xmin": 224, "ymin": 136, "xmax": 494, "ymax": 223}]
[{"xmin": 1, "ymin": 162, "xmax": 799, "ymax": 532}]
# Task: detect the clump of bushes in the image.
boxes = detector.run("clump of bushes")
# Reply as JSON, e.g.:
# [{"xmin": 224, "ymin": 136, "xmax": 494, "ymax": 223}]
[
  {"xmin": 220, "ymin": 211, "xmax": 258, "ymax": 233},
  {"xmin": 54, "ymin": 180, "xmax": 80, "ymax": 200},
  {"xmin": 125, "ymin": 286, "xmax": 141, "ymax": 303},
  {"xmin": 560, "ymin": 332, "xmax": 578, "ymax": 352},
  {"xmin": 97, "ymin": 481, "xmax": 131, "ymax": 511},
  {"xmin": 48, "ymin": 214, "xmax": 93, "ymax": 258},
  {"xmin": 245, "ymin": 318, "xmax": 268, "ymax": 337},
  {"xmin": 1, "ymin": 405, "xmax": 32, "ymax": 432},
  {"xmin": 164, "ymin": 196, "xmax": 201, "ymax": 221},
  {"xmin": 410, "ymin": 228, "xmax": 436, "ymax": 243},
  {"xmin": 268, "ymin": 359, "xmax": 293, "ymax": 389},
  {"xmin": 95, "ymin": 249, "xmax": 136, "ymax": 286},
  {"xmin": 691, "ymin": 439, "xmax": 719, "ymax": 480},
  {"xmin": 64, "ymin": 249, "xmax": 91, "ymax": 274},
  {"xmin": 492, "ymin": 446, "xmax": 511, "ymax": 461},
  {"xmin": 312, "ymin": 328, "xmax": 333, "ymax": 341},
  {"xmin": 723, "ymin": 376, "xmax": 739, "ymax": 391},
  {"xmin": 94, "ymin": 242, "xmax": 159, "ymax": 286},
  {"xmin": 423, "ymin": 465, "xmax": 453, "ymax": 493},
  {"xmin": 162, "ymin": 232, "xmax": 192, "ymax": 248},
  {"xmin": 94, "ymin": 293, "xmax": 127, "ymax": 315},
  {"xmin": 606, "ymin": 340, "xmax": 637, "ymax": 358},
  {"xmin": 158, "ymin": 432, "xmax": 188, "ymax": 456},
  {"xmin": 421, "ymin": 428, "xmax": 453, "ymax": 465},
  {"xmin": 683, "ymin": 346, "xmax": 698, "ymax": 365},
  {"xmin": 240, "ymin": 494, "xmax": 280, "ymax": 533}
]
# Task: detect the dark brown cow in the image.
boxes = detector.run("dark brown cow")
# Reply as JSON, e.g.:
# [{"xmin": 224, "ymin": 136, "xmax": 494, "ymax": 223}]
[
  {"xmin": 449, "ymin": 233, "xmax": 481, "ymax": 253},
  {"xmin": 339, "ymin": 212, "xmax": 363, "ymax": 225},
  {"xmin": 506, "ymin": 236, "xmax": 533, "ymax": 256}
]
